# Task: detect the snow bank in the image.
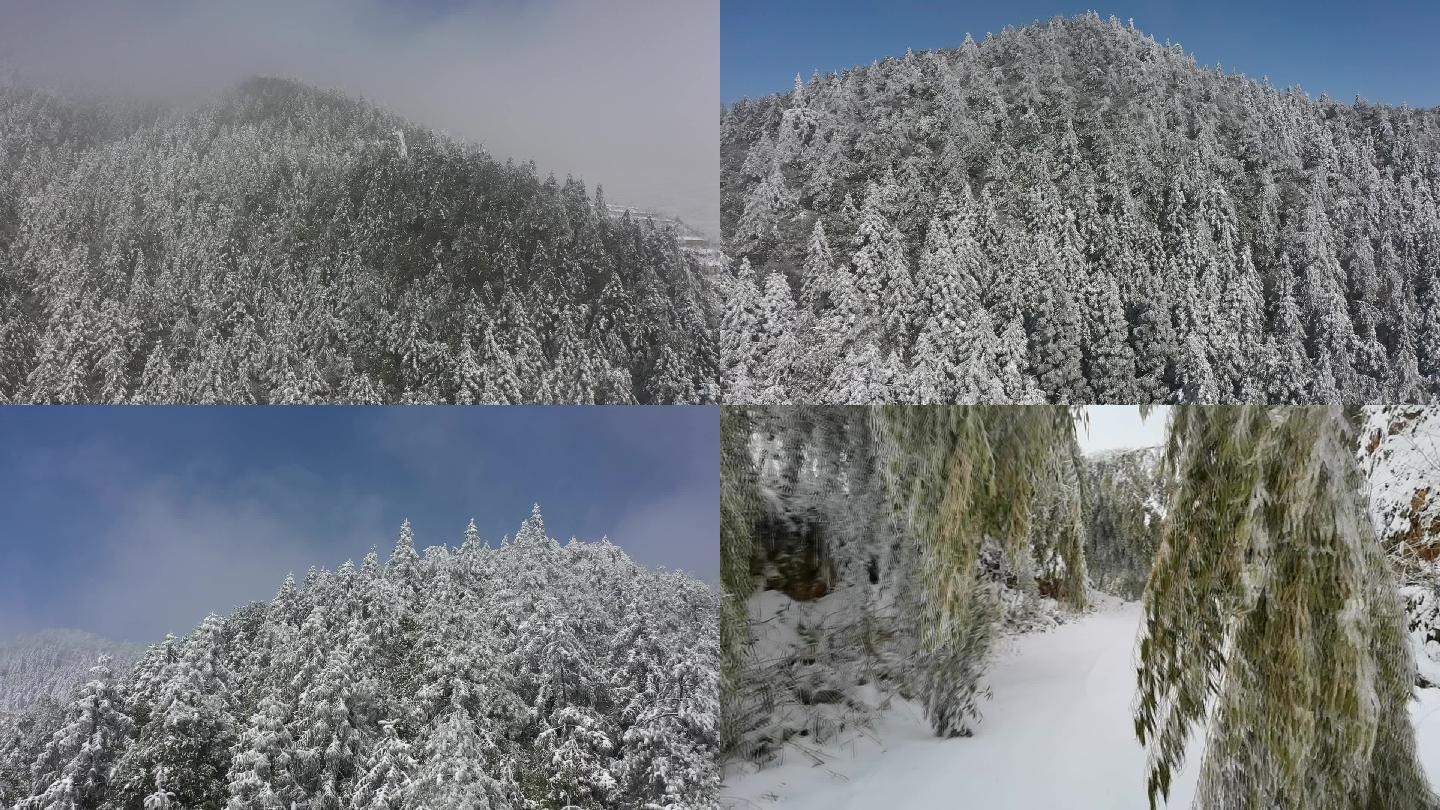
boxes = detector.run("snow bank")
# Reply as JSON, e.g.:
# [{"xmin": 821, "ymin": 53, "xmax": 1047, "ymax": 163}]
[{"xmin": 725, "ymin": 596, "xmax": 1203, "ymax": 809}]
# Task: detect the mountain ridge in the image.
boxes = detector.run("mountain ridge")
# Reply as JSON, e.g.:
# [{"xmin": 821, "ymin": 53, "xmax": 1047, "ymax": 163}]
[
  {"xmin": 720, "ymin": 13, "xmax": 1440, "ymax": 404},
  {"xmin": 0, "ymin": 75, "xmax": 719, "ymax": 404}
]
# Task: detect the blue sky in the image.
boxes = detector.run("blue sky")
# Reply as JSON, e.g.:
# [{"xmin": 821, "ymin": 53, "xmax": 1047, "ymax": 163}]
[
  {"xmin": 0, "ymin": 406, "xmax": 717, "ymax": 644},
  {"xmin": 722, "ymin": 0, "xmax": 1440, "ymax": 107}
]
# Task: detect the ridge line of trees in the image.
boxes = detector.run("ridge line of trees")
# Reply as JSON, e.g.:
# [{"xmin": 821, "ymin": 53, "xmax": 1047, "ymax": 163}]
[{"xmin": 721, "ymin": 14, "xmax": 1440, "ymax": 404}]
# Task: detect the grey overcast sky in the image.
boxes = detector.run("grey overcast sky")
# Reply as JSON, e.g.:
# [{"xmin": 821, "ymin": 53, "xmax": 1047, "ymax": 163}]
[
  {"xmin": 0, "ymin": 406, "xmax": 718, "ymax": 645},
  {"xmin": 0, "ymin": 0, "xmax": 720, "ymax": 238},
  {"xmin": 1077, "ymin": 405, "xmax": 1169, "ymax": 455}
]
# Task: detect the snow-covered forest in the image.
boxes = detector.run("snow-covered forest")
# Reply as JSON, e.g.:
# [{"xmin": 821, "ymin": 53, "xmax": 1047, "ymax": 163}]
[
  {"xmin": 0, "ymin": 76, "xmax": 719, "ymax": 404},
  {"xmin": 0, "ymin": 632, "xmax": 141, "ymax": 732},
  {"xmin": 719, "ymin": 14, "xmax": 1440, "ymax": 404},
  {"xmin": 720, "ymin": 405, "xmax": 1440, "ymax": 808},
  {"xmin": 0, "ymin": 507, "xmax": 719, "ymax": 809}
]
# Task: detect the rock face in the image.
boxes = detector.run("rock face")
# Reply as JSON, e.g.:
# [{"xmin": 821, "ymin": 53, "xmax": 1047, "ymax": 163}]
[
  {"xmin": 1360, "ymin": 406, "xmax": 1440, "ymax": 581},
  {"xmin": 1359, "ymin": 406, "xmax": 1440, "ymax": 684},
  {"xmin": 0, "ymin": 629, "xmax": 141, "ymax": 717}
]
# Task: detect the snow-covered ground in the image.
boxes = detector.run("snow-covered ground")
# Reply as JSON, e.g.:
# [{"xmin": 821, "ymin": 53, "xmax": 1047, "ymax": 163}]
[
  {"xmin": 725, "ymin": 595, "xmax": 1440, "ymax": 809},
  {"xmin": 1420, "ymin": 673, "xmax": 1440, "ymax": 792}
]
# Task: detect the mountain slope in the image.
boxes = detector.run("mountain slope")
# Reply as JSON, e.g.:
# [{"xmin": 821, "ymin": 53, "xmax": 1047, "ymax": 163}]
[
  {"xmin": 0, "ymin": 508, "xmax": 720, "ymax": 809},
  {"xmin": 720, "ymin": 13, "xmax": 1440, "ymax": 404},
  {"xmin": 0, "ymin": 630, "xmax": 141, "ymax": 724},
  {"xmin": 0, "ymin": 77, "xmax": 718, "ymax": 404}
]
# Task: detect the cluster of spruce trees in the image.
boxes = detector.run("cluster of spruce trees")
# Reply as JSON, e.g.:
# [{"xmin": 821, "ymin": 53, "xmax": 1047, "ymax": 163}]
[
  {"xmin": 720, "ymin": 13, "xmax": 1440, "ymax": 404},
  {"xmin": 0, "ymin": 508, "xmax": 719, "ymax": 810},
  {"xmin": 0, "ymin": 77, "xmax": 718, "ymax": 404}
]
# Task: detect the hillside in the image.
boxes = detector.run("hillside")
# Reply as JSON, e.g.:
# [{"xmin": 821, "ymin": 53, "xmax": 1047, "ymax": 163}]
[
  {"xmin": 0, "ymin": 507, "xmax": 719, "ymax": 809},
  {"xmin": 0, "ymin": 77, "xmax": 718, "ymax": 404},
  {"xmin": 720, "ymin": 13, "xmax": 1440, "ymax": 404},
  {"xmin": 0, "ymin": 630, "xmax": 141, "ymax": 729}
]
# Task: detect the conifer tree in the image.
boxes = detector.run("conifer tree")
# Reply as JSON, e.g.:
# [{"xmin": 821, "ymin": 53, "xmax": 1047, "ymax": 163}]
[
  {"xmin": 387, "ymin": 519, "xmax": 421, "ymax": 606},
  {"xmin": 719, "ymin": 260, "xmax": 763, "ymax": 403},
  {"xmin": 142, "ymin": 614, "xmax": 238, "ymax": 809},
  {"xmin": 849, "ymin": 181, "xmax": 915, "ymax": 355},
  {"xmin": 753, "ymin": 271, "xmax": 800, "ymax": 404},
  {"xmin": 348, "ymin": 721, "xmax": 413, "ymax": 810},
  {"xmin": 407, "ymin": 710, "xmax": 512, "ymax": 810},
  {"xmin": 798, "ymin": 219, "xmax": 836, "ymax": 314},
  {"xmin": 1079, "ymin": 269, "xmax": 1137, "ymax": 402},
  {"xmin": 16, "ymin": 657, "xmax": 134, "ymax": 810},
  {"xmin": 226, "ymin": 694, "xmax": 298, "ymax": 810},
  {"xmin": 1026, "ymin": 270, "xmax": 1086, "ymax": 403}
]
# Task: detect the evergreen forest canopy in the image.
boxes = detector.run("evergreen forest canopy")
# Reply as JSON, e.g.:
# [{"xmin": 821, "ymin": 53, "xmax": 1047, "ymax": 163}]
[
  {"xmin": 0, "ymin": 76, "xmax": 718, "ymax": 404},
  {"xmin": 719, "ymin": 405, "xmax": 1438, "ymax": 809},
  {"xmin": 720, "ymin": 13, "xmax": 1440, "ymax": 404},
  {"xmin": 0, "ymin": 507, "xmax": 720, "ymax": 810}
]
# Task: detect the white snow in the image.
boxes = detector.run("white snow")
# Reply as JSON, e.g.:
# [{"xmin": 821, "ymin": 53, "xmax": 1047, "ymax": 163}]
[
  {"xmin": 1419, "ymin": 688, "xmax": 1440, "ymax": 788},
  {"xmin": 727, "ymin": 594, "xmax": 1440, "ymax": 808}
]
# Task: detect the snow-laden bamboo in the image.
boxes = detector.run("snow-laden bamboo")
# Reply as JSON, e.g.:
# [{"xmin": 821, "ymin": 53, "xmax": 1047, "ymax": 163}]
[{"xmin": 1137, "ymin": 406, "xmax": 1436, "ymax": 809}]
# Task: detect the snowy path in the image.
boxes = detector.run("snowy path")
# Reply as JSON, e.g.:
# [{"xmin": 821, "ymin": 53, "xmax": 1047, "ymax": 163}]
[{"xmin": 726, "ymin": 596, "xmax": 1440, "ymax": 808}]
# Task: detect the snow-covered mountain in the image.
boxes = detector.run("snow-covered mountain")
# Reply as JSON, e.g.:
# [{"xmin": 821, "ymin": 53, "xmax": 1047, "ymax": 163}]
[
  {"xmin": 0, "ymin": 76, "xmax": 719, "ymax": 405},
  {"xmin": 0, "ymin": 507, "xmax": 719, "ymax": 809},
  {"xmin": 720, "ymin": 13, "xmax": 1440, "ymax": 405},
  {"xmin": 0, "ymin": 630, "xmax": 141, "ymax": 725}
]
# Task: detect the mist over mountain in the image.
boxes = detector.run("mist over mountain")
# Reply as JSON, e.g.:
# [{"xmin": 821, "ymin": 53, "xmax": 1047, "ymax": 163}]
[
  {"xmin": 720, "ymin": 13, "xmax": 1440, "ymax": 404},
  {"xmin": 0, "ymin": 630, "xmax": 141, "ymax": 728},
  {"xmin": 0, "ymin": 76, "xmax": 718, "ymax": 404}
]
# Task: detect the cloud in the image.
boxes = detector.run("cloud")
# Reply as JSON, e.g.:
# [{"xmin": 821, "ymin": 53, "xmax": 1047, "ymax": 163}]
[
  {"xmin": 0, "ymin": 0, "xmax": 719, "ymax": 237},
  {"xmin": 0, "ymin": 407, "xmax": 718, "ymax": 644},
  {"xmin": 605, "ymin": 485, "xmax": 718, "ymax": 583},
  {"xmin": 6, "ymin": 440, "xmax": 392, "ymax": 644},
  {"xmin": 66, "ymin": 477, "xmax": 388, "ymax": 643}
]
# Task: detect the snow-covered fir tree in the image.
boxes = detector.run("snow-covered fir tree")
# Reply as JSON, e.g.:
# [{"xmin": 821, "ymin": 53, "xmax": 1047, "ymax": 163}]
[{"xmin": 0, "ymin": 508, "xmax": 719, "ymax": 810}]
